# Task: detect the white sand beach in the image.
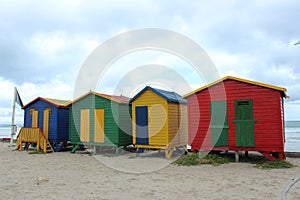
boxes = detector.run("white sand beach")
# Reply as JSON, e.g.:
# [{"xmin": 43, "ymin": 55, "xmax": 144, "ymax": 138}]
[{"xmin": 0, "ymin": 142, "xmax": 299, "ymax": 200}]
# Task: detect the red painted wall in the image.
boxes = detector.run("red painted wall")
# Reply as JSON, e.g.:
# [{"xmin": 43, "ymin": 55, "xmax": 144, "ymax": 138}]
[{"xmin": 188, "ymin": 79, "xmax": 284, "ymax": 153}]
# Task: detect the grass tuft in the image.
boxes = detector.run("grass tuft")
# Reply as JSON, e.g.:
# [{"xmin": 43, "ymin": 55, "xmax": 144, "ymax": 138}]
[
  {"xmin": 173, "ymin": 153, "xmax": 200, "ymax": 166},
  {"xmin": 173, "ymin": 152, "xmax": 233, "ymax": 166},
  {"xmin": 256, "ymin": 160, "xmax": 295, "ymax": 170},
  {"xmin": 28, "ymin": 150, "xmax": 45, "ymax": 154}
]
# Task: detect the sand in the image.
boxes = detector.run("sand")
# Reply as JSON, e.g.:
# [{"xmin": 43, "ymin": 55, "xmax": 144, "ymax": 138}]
[{"xmin": 0, "ymin": 143, "xmax": 299, "ymax": 200}]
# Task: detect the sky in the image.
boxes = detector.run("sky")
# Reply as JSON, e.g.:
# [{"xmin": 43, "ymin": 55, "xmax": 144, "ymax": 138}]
[{"xmin": 0, "ymin": 0, "xmax": 300, "ymax": 124}]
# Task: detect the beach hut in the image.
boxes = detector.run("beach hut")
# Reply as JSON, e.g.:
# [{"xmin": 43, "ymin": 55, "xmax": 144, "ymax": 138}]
[
  {"xmin": 183, "ymin": 76, "xmax": 288, "ymax": 161},
  {"xmin": 17, "ymin": 97, "xmax": 71, "ymax": 152},
  {"xmin": 129, "ymin": 86, "xmax": 188, "ymax": 159},
  {"xmin": 69, "ymin": 91, "xmax": 132, "ymax": 154}
]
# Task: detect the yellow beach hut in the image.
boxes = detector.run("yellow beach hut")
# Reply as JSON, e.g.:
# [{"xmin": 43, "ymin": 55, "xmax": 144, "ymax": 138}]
[{"xmin": 129, "ymin": 86, "xmax": 188, "ymax": 159}]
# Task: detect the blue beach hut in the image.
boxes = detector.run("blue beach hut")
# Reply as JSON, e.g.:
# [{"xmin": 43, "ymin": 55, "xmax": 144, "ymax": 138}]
[{"xmin": 18, "ymin": 97, "xmax": 71, "ymax": 152}]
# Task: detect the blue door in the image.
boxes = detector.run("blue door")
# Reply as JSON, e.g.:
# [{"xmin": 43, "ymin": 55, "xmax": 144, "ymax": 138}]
[{"xmin": 136, "ymin": 106, "xmax": 149, "ymax": 145}]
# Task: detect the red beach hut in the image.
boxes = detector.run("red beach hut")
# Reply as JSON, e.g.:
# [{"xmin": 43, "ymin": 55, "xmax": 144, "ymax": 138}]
[{"xmin": 183, "ymin": 76, "xmax": 288, "ymax": 160}]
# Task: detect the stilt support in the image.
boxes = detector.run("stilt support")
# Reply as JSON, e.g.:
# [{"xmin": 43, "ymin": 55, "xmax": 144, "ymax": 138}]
[
  {"xmin": 235, "ymin": 151, "xmax": 239, "ymax": 162},
  {"xmin": 115, "ymin": 147, "xmax": 119, "ymax": 156},
  {"xmin": 260, "ymin": 151, "xmax": 276, "ymax": 161},
  {"xmin": 165, "ymin": 148, "xmax": 174, "ymax": 159},
  {"xmin": 71, "ymin": 144, "xmax": 80, "ymax": 153}
]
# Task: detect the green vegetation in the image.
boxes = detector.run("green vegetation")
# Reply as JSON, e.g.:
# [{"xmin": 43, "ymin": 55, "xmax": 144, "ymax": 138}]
[
  {"xmin": 256, "ymin": 160, "xmax": 295, "ymax": 170},
  {"xmin": 173, "ymin": 153, "xmax": 200, "ymax": 166},
  {"xmin": 173, "ymin": 152, "xmax": 233, "ymax": 166},
  {"xmin": 204, "ymin": 153, "xmax": 232, "ymax": 165},
  {"xmin": 28, "ymin": 150, "xmax": 45, "ymax": 154}
]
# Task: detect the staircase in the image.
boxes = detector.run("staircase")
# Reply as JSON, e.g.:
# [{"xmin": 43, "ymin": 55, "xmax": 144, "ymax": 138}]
[{"xmin": 16, "ymin": 127, "xmax": 54, "ymax": 153}]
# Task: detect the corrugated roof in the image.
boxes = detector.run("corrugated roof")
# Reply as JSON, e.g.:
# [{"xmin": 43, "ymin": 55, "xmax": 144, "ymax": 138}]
[
  {"xmin": 98, "ymin": 93, "xmax": 130, "ymax": 103},
  {"xmin": 70, "ymin": 90, "xmax": 130, "ymax": 104},
  {"xmin": 129, "ymin": 86, "xmax": 187, "ymax": 104},
  {"xmin": 183, "ymin": 76, "xmax": 288, "ymax": 98},
  {"xmin": 43, "ymin": 98, "xmax": 72, "ymax": 107},
  {"xmin": 23, "ymin": 97, "xmax": 71, "ymax": 108}
]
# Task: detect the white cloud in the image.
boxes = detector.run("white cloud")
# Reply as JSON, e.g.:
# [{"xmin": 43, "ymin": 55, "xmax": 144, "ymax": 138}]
[{"xmin": 0, "ymin": 0, "xmax": 300, "ymax": 121}]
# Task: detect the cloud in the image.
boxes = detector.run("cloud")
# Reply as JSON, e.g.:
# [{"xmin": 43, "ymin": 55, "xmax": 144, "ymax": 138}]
[{"xmin": 0, "ymin": 0, "xmax": 300, "ymax": 122}]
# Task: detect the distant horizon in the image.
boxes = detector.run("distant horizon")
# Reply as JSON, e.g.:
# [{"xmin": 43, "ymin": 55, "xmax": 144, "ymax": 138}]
[{"xmin": 1, "ymin": 120, "xmax": 300, "ymax": 127}]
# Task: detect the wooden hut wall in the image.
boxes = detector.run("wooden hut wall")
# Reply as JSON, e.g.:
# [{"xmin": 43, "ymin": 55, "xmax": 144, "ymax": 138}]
[
  {"xmin": 132, "ymin": 89, "xmax": 168, "ymax": 147},
  {"xmin": 167, "ymin": 103, "xmax": 188, "ymax": 148},
  {"xmin": 188, "ymin": 79, "xmax": 285, "ymax": 153},
  {"xmin": 56, "ymin": 108, "xmax": 70, "ymax": 142},
  {"xmin": 24, "ymin": 100, "xmax": 58, "ymax": 139},
  {"xmin": 118, "ymin": 104, "xmax": 133, "ymax": 145},
  {"xmin": 69, "ymin": 94, "xmax": 132, "ymax": 146}
]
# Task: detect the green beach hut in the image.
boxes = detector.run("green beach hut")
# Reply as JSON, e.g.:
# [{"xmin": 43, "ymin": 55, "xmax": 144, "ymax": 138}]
[{"xmin": 69, "ymin": 91, "xmax": 132, "ymax": 154}]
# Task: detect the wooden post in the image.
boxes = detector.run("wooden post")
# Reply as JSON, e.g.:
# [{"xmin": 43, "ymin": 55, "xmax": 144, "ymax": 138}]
[
  {"xmin": 165, "ymin": 148, "xmax": 174, "ymax": 159},
  {"xmin": 115, "ymin": 146, "xmax": 119, "ymax": 156},
  {"xmin": 9, "ymin": 87, "xmax": 17, "ymax": 147},
  {"xmin": 235, "ymin": 151, "xmax": 239, "ymax": 162}
]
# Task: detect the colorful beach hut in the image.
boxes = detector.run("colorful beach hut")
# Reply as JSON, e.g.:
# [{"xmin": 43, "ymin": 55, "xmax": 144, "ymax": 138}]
[
  {"xmin": 129, "ymin": 86, "xmax": 188, "ymax": 159},
  {"xmin": 183, "ymin": 76, "xmax": 288, "ymax": 160},
  {"xmin": 17, "ymin": 97, "xmax": 71, "ymax": 152},
  {"xmin": 69, "ymin": 91, "xmax": 132, "ymax": 154}
]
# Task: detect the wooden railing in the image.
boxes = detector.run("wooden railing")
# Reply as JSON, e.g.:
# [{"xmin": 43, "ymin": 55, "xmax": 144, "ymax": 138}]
[{"xmin": 16, "ymin": 127, "xmax": 54, "ymax": 153}]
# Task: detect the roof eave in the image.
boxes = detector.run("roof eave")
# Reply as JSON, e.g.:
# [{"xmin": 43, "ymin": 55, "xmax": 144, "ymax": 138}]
[{"xmin": 183, "ymin": 76, "xmax": 289, "ymax": 99}]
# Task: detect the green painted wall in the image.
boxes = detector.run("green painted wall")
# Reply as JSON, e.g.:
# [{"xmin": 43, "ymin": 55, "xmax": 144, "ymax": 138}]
[{"xmin": 69, "ymin": 93, "xmax": 132, "ymax": 147}]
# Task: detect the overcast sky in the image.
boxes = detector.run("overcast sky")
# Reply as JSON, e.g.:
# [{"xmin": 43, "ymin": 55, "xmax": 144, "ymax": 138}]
[{"xmin": 1, "ymin": 0, "xmax": 300, "ymax": 124}]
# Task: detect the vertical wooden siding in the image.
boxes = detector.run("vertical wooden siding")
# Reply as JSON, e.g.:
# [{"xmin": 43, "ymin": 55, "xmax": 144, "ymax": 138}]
[
  {"xmin": 32, "ymin": 110, "xmax": 38, "ymax": 128},
  {"xmin": 43, "ymin": 109, "xmax": 49, "ymax": 139},
  {"xmin": 80, "ymin": 109, "xmax": 90, "ymax": 142},
  {"xmin": 94, "ymin": 109, "xmax": 104, "ymax": 143}
]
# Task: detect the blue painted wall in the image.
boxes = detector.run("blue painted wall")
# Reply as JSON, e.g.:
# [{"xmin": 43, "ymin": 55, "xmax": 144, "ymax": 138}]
[{"xmin": 23, "ymin": 99, "xmax": 69, "ymax": 143}]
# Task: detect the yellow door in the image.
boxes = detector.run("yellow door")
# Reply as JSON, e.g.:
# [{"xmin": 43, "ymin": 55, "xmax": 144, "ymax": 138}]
[
  {"xmin": 32, "ymin": 110, "xmax": 38, "ymax": 128},
  {"xmin": 80, "ymin": 109, "xmax": 90, "ymax": 142},
  {"xmin": 43, "ymin": 109, "xmax": 50, "ymax": 139},
  {"xmin": 94, "ymin": 109, "xmax": 104, "ymax": 143}
]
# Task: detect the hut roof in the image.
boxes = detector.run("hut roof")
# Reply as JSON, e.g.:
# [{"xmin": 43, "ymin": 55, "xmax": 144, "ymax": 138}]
[
  {"xmin": 23, "ymin": 97, "xmax": 71, "ymax": 109},
  {"xmin": 182, "ymin": 76, "xmax": 289, "ymax": 98},
  {"xmin": 129, "ymin": 86, "xmax": 187, "ymax": 104},
  {"xmin": 70, "ymin": 91, "xmax": 130, "ymax": 105}
]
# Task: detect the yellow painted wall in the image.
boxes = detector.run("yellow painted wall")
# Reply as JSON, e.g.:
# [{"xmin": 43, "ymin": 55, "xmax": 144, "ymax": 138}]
[
  {"xmin": 168, "ymin": 103, "xmax": 188, "ymax": 148},
  {"xmin": 94, "ymin": 109, "xmax": 104, "ymax": 143},
  {"xmin": 132, "ymin": 90, "xmax": 168, "ymax": 146},
  {"xmin": 80, "ymin": 109, "xmax": 90, "ymax": 142}
]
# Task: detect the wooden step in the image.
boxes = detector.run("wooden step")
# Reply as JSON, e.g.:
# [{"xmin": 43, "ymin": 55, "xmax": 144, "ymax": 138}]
[{"xmin": 45, "ymin": 143, "xmax": 54, "ymax": 153}]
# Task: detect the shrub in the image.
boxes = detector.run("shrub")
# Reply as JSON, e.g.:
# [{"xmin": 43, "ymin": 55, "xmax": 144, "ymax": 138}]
[
  {"xmin": 173, "ymin": 152, "xmax": 233, "ymax": 166},
  {"xmin": 256, "ymin": 160, "xmax": 295, "ymax": 170}
]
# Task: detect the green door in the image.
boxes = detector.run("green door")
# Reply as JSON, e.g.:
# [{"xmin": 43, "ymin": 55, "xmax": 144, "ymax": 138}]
[
  {"xmin": 210, "ymin": 101, "xmax": 228, "ymax": 146},
  {"xmin": 234, "ymin": 100, "xmax": 255, "ymax": 147}
]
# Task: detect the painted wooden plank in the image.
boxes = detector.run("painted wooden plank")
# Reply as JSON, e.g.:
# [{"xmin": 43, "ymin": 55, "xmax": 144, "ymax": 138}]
[
  {"xmin": 210, "ymin": 101, "xmax": 228, "ymax": 147},
  {"xmin": 135, "ymin": 106, "xmax": 149, "ymax": 145},
  {"xmin": 80, "ymin": 109, "xmax": 90, "ymax": 142},
  {"xmin": 43, "ymin": 109, "xmax": 49, "ymax": 139},
  {"xmin": 32, "ymin": 110, "xmax": 38, "ymax": 128},
  {"xmin": 94, "ymin": 109, "xmax": 104, "ymax": 143}
]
